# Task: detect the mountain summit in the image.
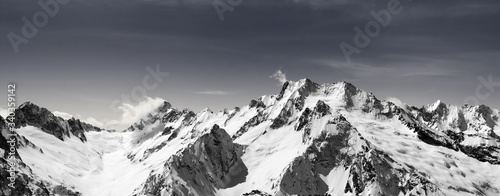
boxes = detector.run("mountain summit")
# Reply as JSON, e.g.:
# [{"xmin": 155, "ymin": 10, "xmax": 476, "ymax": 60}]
[{"xmin": 1, "ymin": 79, "xmax": 499, "ymax": 196}]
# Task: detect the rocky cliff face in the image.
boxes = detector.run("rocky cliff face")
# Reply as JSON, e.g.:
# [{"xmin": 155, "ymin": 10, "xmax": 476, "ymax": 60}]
[
  {"xmin": 13, "ymin": 102, "xmax": 102, "ymax": 142},
  {"xmin": 388, "ymin": 100, "xmax": 500, "ymax": 164},
  {"xmin": 125, "ymin": 101, "xmax": 196, "ymax": 132},
  {"xmin": 0, "ymin": 115, "xmax": 82, "ymax": 196},
  {"xmin": 136, "ymin": 125, "xmax": 247, "ymax": 196},
  {"xmin": 278, "ymin": 114, "xmax": 441, "ymax": 196}
]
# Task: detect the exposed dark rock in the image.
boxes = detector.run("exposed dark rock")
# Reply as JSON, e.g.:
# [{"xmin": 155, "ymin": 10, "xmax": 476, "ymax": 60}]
[
  {"xmin": 459, "ymin": 145, "xmax": 500, "ymax": 164},
  {"xmin": 249, "ymin": 100, "xmax": 266, "ymax": 108},
  {"xmin": 314, "ymin": 100, "xmax": 330, "ymax": 117},
  {"xmin": 346, "ymin": 149, "xmax": 439, "ymax": 196},
  {"xmin": 140, "ymin": 142, "xmax": 168, "ymax": 161},
  {"xmin": 224, "ymin": 108, "xmax": 241, "ymax": 126},
  {"xmin": 161, "ymin": 126, "xmax": 174, "ymax": 136},
  {"xmin": 270, "ymin": 118, "xmax": 287, "ymax": 130},
  {"xmin": 297, "ymin": 78, "xmax": 319, "ymax": 97},
  {"xmin": 280, "ymin": 156, "xmax": 328, "ymax": 195},
  {"xmin": 378, "ymin": 101, "xmax": 401, "ymax": 118},
  {"xmin": 157, "ymin": 101, "xmax": 172, "ymax": 113},
  {"xmin": 67, "ymin": 118, "xmax": 89, "ymax": 142},
  {"xmin": 445, "ymin": 130, "xmax": 464, "ymax": 143},
  {"xmin": 397, "ymin": 105, "xmax": 500, "ymax": 165},
  {"xmin": 243, "ymin": 190, "xmax": 272, "ymax": 196},
  {"xmin": 293, "ymin": 97, "xmax": 305, "ymax": 112},
  {"xmin": 0, "ymin": 115, "xmax": 5, "ymax": 130},
  {"xmin": 276, "ymin": 81, "xmax": 290, "ymax": 101},
  {"xmin": 137, "ymin": 125, "xmax": 248, "ymax": 196},
  {"xmin": 126, "ymin": 102, "xmax": 186, "ymax": 132},
  {"xmin": 233, "ymin": 112, "xmax": 267, "ymax": 139},
  {"xmin": 167, "ymin": 129, "xmax": 179, "ymax": 141},
  {"xmin": 12, "ymin": 102, "xmax": 99, "ymax": 142},
  {"xmin": 296, "ymin": 102, "xmax": 332, "ymax": 140},
  {"xmin": 162, "ymin": 109, "xmax": 181, "ymax": 123},
  {"xmin": 415, "ymin": 128, "xmax": 457, "ymax": 150},
  {"xmin": 0, "ymin": 115, "xmax": 81, "ymax": 196},
  {"xmin": 271, "ymin": 100, "xmax": 295, "ymax": 129},
  {"xmin": 0, "ymin": 116, "xmax": 10, "ymax": 159},
  {"xmin": 337, "ymin": 81, "xmax": 383, "ymax": 112},
  {"xmin": 14, "ymin": 102, "xmax": 69, "ymax": 141},
  {"xmin": 53, "ymin": 185, "xmax": 81, "ymax": 196},
  {"xmin": 281, "ymin": 112, "xmax": 441, "ymax": 196},
  {"xmin": 182, "ymin": 110, "xmax": 196, "ymax": 125},
  {"xmin": 296, "ymin": 108, "xmax": 312, "ymax": 132}
]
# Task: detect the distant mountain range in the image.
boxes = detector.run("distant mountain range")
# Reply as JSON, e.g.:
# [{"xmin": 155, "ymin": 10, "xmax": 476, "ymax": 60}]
[{"xmin": 1, "ymin": 79, "xmax": 499, "ymax": 196}]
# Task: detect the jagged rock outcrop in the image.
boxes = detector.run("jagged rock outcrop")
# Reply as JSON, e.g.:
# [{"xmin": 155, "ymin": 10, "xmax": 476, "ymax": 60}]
[
  {"xmin": 279, "ymin": 113, "xmax": 442, "ymax": 196},
  {"xmin": 13, "ymin": 102, "xmax": 102, "ymax": 142},
  {"xmin": 233, "ymin": 111, "xmax": 267, "ymax": 139},
  {"xmin": 276, "ymin": 81, "xmax": 290, "ymax": 101},
  {"xmin": 390, "ymin": 101, "xmax": 500, "ymax": 164},
  {"xmin": 270, "ymin": 99, "xmax": 295, "ymax": 129},
  {"xmin": 135, "ymin": 125, "xmax": 247, "ymax": 196},
  {"xmin": 243, "ymin": 190, "xmax": 272, "ymax": 196},
  {"xmin": 345, "ymin": 149, "xmax": 441, "ymax": 196},
  {"xmin": 355, "ymin": 97, "xmax": 500, "ymax": 165},
  {"xmin": 339, "ymin": 82, "xmax": 383, "ymax": 113},
  {"xmin": 126, "ymin": 101, "xmax": 196, "ymax": 132},
  {"xmin": 0, "ymin": 115, "xmax": 82, "ymax": 196},
  {"xmin": 14, "ymin": 102, "xmax": 70, "ymax": 141},
  {"xmin": 0, "ymin": 116, "xmax": 9, "ymax": 159},
  {"xmin": 249, "ymin": 100, "xmax": 266, "ymax": 109}
]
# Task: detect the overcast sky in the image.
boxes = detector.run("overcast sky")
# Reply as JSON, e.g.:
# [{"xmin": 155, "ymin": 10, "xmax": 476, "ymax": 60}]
[{"xmin": 1, "ymin": 0, "xmax": 499, "ymax": 130}]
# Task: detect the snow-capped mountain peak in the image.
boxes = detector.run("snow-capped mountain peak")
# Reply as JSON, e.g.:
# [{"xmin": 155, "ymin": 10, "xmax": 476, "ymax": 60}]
[{"xmin": 1, "ymin": 79, "xmax": 499, "ymax": 196}]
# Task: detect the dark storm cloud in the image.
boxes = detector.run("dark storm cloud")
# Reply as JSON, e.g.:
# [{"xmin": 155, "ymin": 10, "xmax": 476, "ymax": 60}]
[{"xmin": 1, "ymin": 0, "xmax": 499, "ymax": 120}]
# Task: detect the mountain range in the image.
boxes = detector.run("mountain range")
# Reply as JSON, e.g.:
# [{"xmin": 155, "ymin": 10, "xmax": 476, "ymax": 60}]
[{"xmin": 1, "ymin": 79, "xmax": 499, "ymax": 196}]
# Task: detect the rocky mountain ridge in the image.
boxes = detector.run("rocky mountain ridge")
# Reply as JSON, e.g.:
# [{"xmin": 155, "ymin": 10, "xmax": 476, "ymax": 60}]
[
  {"xmin": 0, "ymin": 78, "xmax": 499, "ymax": 196},
  {"xmin": 13, "ymin": 101, "xmax": 103, "ymax": 142}
]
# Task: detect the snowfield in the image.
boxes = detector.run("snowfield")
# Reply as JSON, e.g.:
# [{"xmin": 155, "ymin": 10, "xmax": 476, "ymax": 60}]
[{"xmin": 341, "ymin": 111, "xmax": 500, "ymax": 196}]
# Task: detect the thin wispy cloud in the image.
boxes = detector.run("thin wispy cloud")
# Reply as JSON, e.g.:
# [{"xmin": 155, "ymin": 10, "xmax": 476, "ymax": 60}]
[
  {"xmin": 53, "ymin": 111, "xmax": 74, "ymax": 120},
  {"xmin": 270, "ymin": 70, "xmax": 288, "ymax": 86},
  {"xmin": 386, "ymin": 96, "xmax": 408, "ymax": 110},
  {"xmin": 314, "ymin": 57, "xmax": 460, "ymax": 79},
  {"xmin": 399, "ymin": 72, "xmax": 454, "ymax": 77},
  {"xmin": 53, "ymin": 97, "xmax": 166, "ymax": 131},
  {"xmin": 105, "ymin": 96, "xmax": 166, "ymax": 131},
  {"xmin": 192, "ymin": 91, "xmax": 235, "ymax": 95}
]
